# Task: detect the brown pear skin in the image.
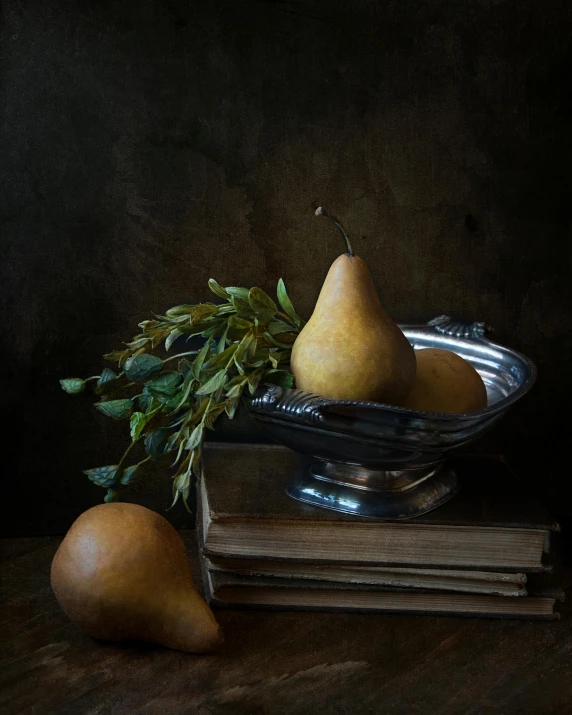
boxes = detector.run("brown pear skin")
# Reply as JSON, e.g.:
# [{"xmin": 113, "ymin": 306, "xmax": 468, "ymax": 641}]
[
  {"xmin": 291, "ymin": 209, "xmax": 416, "ymax": 404},
  {"xmin": 51, "ymin": 503, "xmax": 222, "ymax": 654}
]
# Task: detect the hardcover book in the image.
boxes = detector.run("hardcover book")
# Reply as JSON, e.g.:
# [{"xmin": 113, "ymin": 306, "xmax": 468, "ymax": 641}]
[{"xmin": 200, "ymin": 443, "xmax": 558, "ymax": 572}]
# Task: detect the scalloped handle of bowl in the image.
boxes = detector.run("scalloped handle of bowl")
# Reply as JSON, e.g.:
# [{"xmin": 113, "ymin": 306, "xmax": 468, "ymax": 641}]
[{"xmin": 426, "ymin": 315, "xmax": 493, "ymax": 340}]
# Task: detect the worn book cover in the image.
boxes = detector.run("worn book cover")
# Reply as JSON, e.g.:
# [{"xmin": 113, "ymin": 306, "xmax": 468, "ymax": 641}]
[
  {"xmin": 204, "ymin": 570, "xmax": 561, "ymax": 620},
  {"xmin": 199, "ymin": 443, "xmax": 557, "ymax": 571}
]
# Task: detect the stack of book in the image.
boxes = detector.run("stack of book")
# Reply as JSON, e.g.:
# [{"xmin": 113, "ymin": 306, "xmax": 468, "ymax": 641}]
[{"xmin": 198, "ymin": 443, "xmax": 563, "ymax": 619}]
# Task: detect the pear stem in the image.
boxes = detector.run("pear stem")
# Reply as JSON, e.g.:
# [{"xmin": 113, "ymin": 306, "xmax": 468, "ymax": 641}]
[{"xmin": 315, "ymin": 206, "xmax": 354, "ymax": 256}]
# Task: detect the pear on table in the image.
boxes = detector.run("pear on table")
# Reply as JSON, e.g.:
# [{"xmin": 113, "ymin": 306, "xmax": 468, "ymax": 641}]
[
  {"xmin": 291, "ymin": 208, "xmax": 416, "ymax": 404},
  {"xmin": 50, "ymin": 502, "xmax": 222, "ymax": 654}
]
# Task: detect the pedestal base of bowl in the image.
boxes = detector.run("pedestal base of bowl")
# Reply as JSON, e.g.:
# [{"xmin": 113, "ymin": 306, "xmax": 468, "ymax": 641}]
[{"xmin": 286, "ymin": 460, "xmax": 458, "ymax": 520}]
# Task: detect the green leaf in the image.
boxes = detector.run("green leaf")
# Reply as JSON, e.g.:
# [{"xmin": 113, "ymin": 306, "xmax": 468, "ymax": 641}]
[
  {"xmin": 277, "ymin": 278, "xmax": 304, "ymax": 327},
  {"xmin": 95, "ymin": 399, "xmax": 133, "ymax": 419},
  {"xmin": 231, "ymin": 295, "xmax": 255, "ymax": 319},
  {"xmin": 161, "ymin": 391, "xmax": 186, "ymax": 412},
  {"xmin": 229, "ymin": 315, "xmax": 254, "ymax": 330},
  {"xmin": 234, "ymin": 331, "xmax": 254, "ymax": 370},
  {"xmin": 146, "ymin": 372, "xmax": 183, "ymax": 397},
  {"xmin": 192, "ymin": 341, "xmax": 211, "ymax": 379},
  {"xmin": 196, "ymin": 369, "xmax": 228, "ymax": 395},
  {"xmin": 60, "ymin": 378, "xmax": 86, "ymax": 394},
  {"xmin": 203, "ymin": 343, "xmax": 238, "ymax": 372},
  {"xmin": 165, "ymin": 431, "xmax": 181, "ymax": 454},
  {"xmin": 226, "ymin": 381, "xmax": 246, "ymax": 399},
  {"xmin": 204, "ymin": 403, "xmax": 226, "ymax": 429},
  {"xmin": 145, "ymin": 428, "xmax": 170, "ymax": 461},
  {"xmin": 226, "ymin": 374, "xmax": 248, "ymax": 388},
  {"xmin": 186, "ymin": 424, "xmax": 204, "ymax": 451},
  {"xmin": 165, "ymin": 328, "xmax": 184, "ymax": 351},
  {"xmin": 226, "ymin": 286, "xmax": 250, "ymax": 299},
  {"xmin": 264, "ymin": 331, "xmax": 296, "ymax": 349},
  {"xmin": 124, "ymin": 354, "xmax": 164, "ymax": 381},
  {"xmin": 267, "ymin": 319, "xmax": 297, "ymax": 336},
  {"xmin": 120, "ymin": 464, "xmax": 140, "ymax": 486},
  {"xmin": 217, "ymin": 324, "xmax": 229, "ymax": 353},
  {"xmin": 272, "ymin": 351, "xmax": 290, "ymax": 366},
  {"xmin": 225, "ymin": 396, "xmax": 241, "ymax": 419},
  {"xmin": 130, "ymin": 411, "xmax": 148, "ymax": 441},
  {"xmin": 84, "ymin": 465, "xmax": 120, "ymax": 488},
  {"xmin": 173, "ymin": 371, "xmax": 196, "ymax": 412},
  {"xmin": 263, "ymin": 369, "xmax": 295, "ymax": 388},
  {"xmin": 208, "ymin": 279, "xmax": 231, "ymax": 299},
  {"xmin": 138, "ymin": 319, "xmax": 161, "ymax": 330},
  {"xmin": 200, "ymin": 320, "xmax": 227, "ymax": 338},
  {"xmin": 178, "ymin": 358, "xmax": 193, "ymax": 374},
  {"xmin": 165, "ymin": 305, "xmax": 194, "ymax": 318},
  {"xmin": 138, "ymin": 386, "xmax": 152, "ymax": 412},
  {"xmin": 249, "ymin": 287, "xmax": 277, "ymax": 318},
  {"xmin": 247, "ymin": 365, "xmax": 266, "ymax": 394}
]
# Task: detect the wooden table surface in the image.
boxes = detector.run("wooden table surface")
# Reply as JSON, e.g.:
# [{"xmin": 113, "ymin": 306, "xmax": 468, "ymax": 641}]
[{"xmin": 2, "ymin": 533, "xmax": 572, "ymax": 715}]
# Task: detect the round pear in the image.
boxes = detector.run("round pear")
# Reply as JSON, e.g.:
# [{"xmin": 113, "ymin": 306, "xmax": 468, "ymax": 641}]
[
  {"xmin": 290, "ymin": 208, "xmax": 416, "ymax": 404},
  {"xmin": 403, "ymin": 348, "xmax": 488, "ymax": 414},
  {"xmin": 51, "ymin": 503, "xmax": 222, "ymax": 653}
]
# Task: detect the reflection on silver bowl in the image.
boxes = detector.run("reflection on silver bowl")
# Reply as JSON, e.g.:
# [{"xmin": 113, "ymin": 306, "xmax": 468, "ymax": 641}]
[{"xmin": 248, "ymin": 316, "xmax": 537, "ymax": 520}]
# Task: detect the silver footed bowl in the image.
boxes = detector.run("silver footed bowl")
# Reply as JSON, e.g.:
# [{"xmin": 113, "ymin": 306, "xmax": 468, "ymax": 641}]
[{"xmin": 248, "ymin": 316, "xmax": 537, "ymax": 520}]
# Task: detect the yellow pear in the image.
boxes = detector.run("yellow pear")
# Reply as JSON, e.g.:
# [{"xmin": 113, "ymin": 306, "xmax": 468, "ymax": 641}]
[
  {"xmin": 403, "ymin": 348, "xmax": 488, "ymax": 413},
  {"xmin": 51, "ymin": 503, "xmax": 222, "ymax": 653},
  {"xmin": 290, "ymin": 208, "xmax": 416, "ymax": 404}
]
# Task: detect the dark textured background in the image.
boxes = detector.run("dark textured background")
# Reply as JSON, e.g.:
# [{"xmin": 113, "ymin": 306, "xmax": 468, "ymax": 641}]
[{"xmin": 2, "ymin": 0, "xmax": 572, "ymax": 536}]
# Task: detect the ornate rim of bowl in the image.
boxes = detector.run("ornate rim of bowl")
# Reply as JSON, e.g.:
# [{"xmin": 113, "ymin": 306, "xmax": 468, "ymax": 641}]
[{"xmin": 247, "ymin": 317, "xmax": 537, "ymax": 519}]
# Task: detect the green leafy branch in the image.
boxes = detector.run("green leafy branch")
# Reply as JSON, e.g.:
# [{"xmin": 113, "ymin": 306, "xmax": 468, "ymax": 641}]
[{"xmin": 60, "ymin": 278, "xmax": 304, "ymax": 508}]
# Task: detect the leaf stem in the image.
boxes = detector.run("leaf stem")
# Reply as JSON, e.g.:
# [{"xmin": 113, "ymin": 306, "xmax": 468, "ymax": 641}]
[
  {"xmin": 118, "ymin": 439, "xmax": 138, "ymax": 469},
  {"xmin": 162, "ymin": 351, "xmax": 200, "ymax": 364}
]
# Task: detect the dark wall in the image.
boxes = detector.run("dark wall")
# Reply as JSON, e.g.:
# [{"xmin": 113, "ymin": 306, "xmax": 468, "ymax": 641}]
[{"xmin": 2, "ymin": 0, "xmax": 572, "ymax": 536}]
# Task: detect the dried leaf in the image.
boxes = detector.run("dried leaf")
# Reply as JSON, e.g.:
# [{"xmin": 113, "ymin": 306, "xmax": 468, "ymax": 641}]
[
  {"xmin": 229, "ymin": 315, "xmax": 254, "ymax": 330},
  {"xmin": 190, "ymin": 304, "xmax": 219, "ymax": 324}
]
